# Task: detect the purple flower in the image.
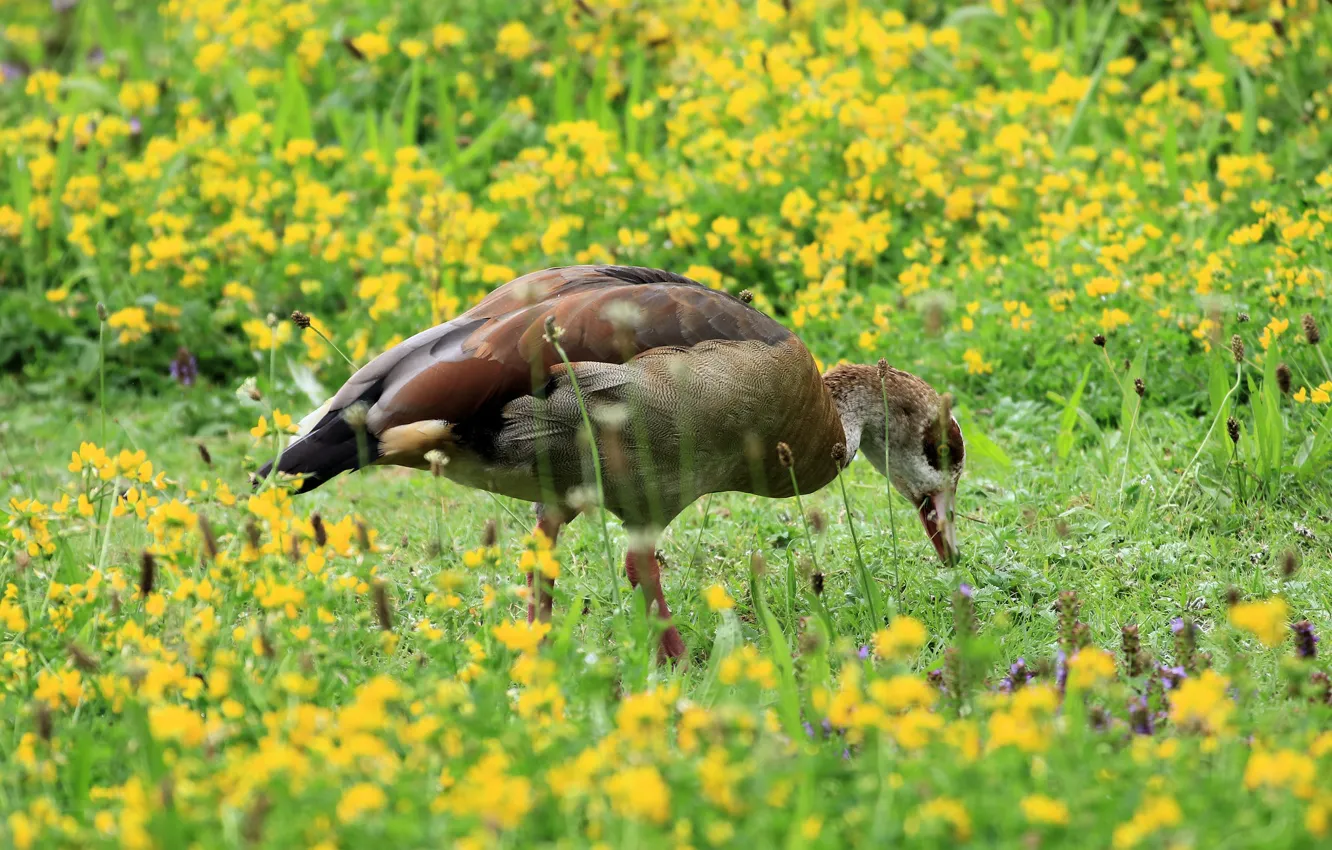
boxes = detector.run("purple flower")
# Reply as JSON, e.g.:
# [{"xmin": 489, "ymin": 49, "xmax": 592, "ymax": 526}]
[
  {"xmin": 999, "ymin": 657, "xmax": 1031, "ymax": 693},
  {"xmin": 857, "ymin": 645, "xmax": 870, "ymax": 660},
  {"xmin": 1170, "ymin": 617, "xmax": 1185, "ymax": 634},
  {"xmin": 1128, "ymin": 696, "xmax": 1153, "ymax": 735},
  {"xmin": 1157, "ymin": 664, "xmax": 1186, "ymax": 691},
  {"xmin": 1293, "ymin": 621, "xmax": 1319, "ymax": 660},
  {"xmin": 170, "ymin": 346, "xmax": 198, "ymax": 387},
  {"xmin": 958, "ymin": 583, "xmax": 974, "ymax": 598}
]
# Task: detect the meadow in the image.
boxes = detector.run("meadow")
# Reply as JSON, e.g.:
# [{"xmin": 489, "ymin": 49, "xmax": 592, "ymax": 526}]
[{"xmin": 3, "ymin": 0, "xmax": 1332, "ymax": 846}]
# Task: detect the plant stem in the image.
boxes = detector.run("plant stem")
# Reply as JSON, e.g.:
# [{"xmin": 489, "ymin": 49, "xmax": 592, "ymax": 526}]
[
  {"xmin": 1315, "ymin": 346, "xmax": 1332, "ymax": 384},
  {"xmin": 1230, "ymin": 440, "xmax": 1246, "ymax": 505},
  {"xmin": 98, "ymin": 317, "xmax": 107, "ymax": 446},
  {"xmin": 786, "ymin": 467, "xmax": 821, "ymax": 578},
  {"xmin": 837, "ymin": 470, "xmax": 881, "ymax": 629},
  {"xmin": 1166, "ymin": 364, "xmax": 1242, "ymax": 505},
  {"xmin": 550, "ymin": 338, "xmax": 621, "ymax": 609},
  {"xmin": 310, "ymin": 325, "xmax": 356, "ymax": 369},
  {"xmin": 881, "ymin": 378, "xmax": 903, "ymax": 617},
  {"xmin": 1116, "ymin": 395, "xmax": 1141, "ymax": 504}
]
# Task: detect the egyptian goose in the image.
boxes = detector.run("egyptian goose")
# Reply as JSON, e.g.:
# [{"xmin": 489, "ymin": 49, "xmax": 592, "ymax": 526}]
[{"xmin": 262, "ymin": 266, "xmax": 964, "ymax": 659}]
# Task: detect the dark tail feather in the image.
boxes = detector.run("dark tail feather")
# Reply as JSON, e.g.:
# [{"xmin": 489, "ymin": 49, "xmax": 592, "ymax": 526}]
[{"xmin": 256, "ymin": 416, "xmax": 375, "ymax": 494}]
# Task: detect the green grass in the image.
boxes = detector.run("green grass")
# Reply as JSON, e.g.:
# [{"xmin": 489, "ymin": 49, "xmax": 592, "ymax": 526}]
[{"xmin": 3, "ymin": 0, "xmax": 1332, "ymax": 846}]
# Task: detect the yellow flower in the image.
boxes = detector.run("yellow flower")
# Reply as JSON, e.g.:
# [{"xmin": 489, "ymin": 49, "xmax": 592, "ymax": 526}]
[
  {"xmin": 874, "ymin": 617, "xmax": 928, "ymax": 660},
  {"xmin": 107, "ymin": 306, "xmax": 150, "ymax": 344},
  {"xmin": 496, "ymin": 22, "xmax": 535, "ymax": 60},
  {"xmin": 149, "ymin": 703, "xmax": 205, "ymax": 747},
  {"xmin": 350, "ymin": 32, "xmax": 390, "ymax": 62},
  {"xmin": 1112, "ymin": 795, "xmax": 1181, "ymax": 849},
  {"xmin": 906, "ymin": 797, "xmax": 972, "ymax": 842},
  {"xmin": 1168, "ymin": 669, "xmax": 1234, "ymax": 734},
  {"xmin": 250, "ymin": 416, "xmax": 268, "ymax": 439},
  {"xmin": 400, "ymin": 38, "xmax": 426, "ymax": 60},
  {"xmin": 272, "ymin": 409, "xmax": 297, "ymax": 433},
  {"xmin": 1229, "ymin": 597, "xmax": 1289, "ymax": 647},
  {"xmin": 1244, "ymin": 749, "xmax": 1316, "ymax": 798},
  {"xmin": 704, "ymin": 584, "xmax": 734, "ymax": 611},
  {"xmin": 604, "ymin": 765, "xmax": 670, "ymax": 824},
  {"xmin": 867, "ymin": 675, "xmax": 936, "ymax": 711},
  {"xmin": 1067, "ymin": 648, "xmax": 1116, "ymax": 690},
  {"xmin": 337, "ymin": 783, "xmax": 387, "ymax": 823},
  {"xmin": 1021, "ymin": 794, "xmax": 1070, "ymax": 826},
  {"xmin": 433, "ymin": 23, "xmax": 465, "ymax": 49},
  {"xmin": 493, "ymin": 619, "xmax": 551, "ymax": 654},
  {"xmin": 963, "ymin": 348, "xmax": 995, "ymax": 375}
]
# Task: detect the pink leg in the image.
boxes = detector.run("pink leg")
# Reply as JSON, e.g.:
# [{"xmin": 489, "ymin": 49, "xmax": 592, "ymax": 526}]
[
  {"xmin": 526, "ymin": 507, "xmax": 563, "ymax": 624},
  {"xmin": 625, "ymin": 547, "xmax": 686, "ymax": 663}
]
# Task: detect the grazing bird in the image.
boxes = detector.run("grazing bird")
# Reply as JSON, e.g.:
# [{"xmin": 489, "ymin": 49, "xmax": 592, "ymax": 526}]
[{"xmin": 262, "ymin": 265, "xmax": 964, "ymax": 660}]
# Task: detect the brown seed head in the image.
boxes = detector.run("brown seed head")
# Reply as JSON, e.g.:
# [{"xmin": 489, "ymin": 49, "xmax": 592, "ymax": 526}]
[
  {"xmin": 258, "ymin": 624, "xmax": 275, "ymax": 659},
  {"xmin": 1134, "ymin": 377, "xmax": 1145, "ymax": 397},
  {"xmin": 198, "ymin": 513, "xmax": 218, "ymax": 560},
  {"xmin": 1237, "ymin": 312, "xmax": 1250, "ymax": 323},
  {"xmin": 374, "ymin": 582, "xmax": 393, "ymax": 631},
  {"xmin": 738, "ymin": 289, "xmax": 754, "ymax": 304},
  {"xmin": 1281, "ymin": 549, "xmax": 1300, "ymax": 579},
  {"xmin": 290, "ymin": 310, "xmax": 311, "ymax": 329},
  {"xmin": 311, "ymin": 513, "xmax": 327, "ymax": 548},
  {"xmin": 243, "ymin": 794, "xmax": 271, "ymax": 844},
  {"xmin": 1276, "ymin": 363, "xmax": 1292, "ymax": 395},
  {"xmin": 1227, "ymin": 416, "xmax": 1240, "ymax": 444},
  {"xmin": 356, "ymin": 520, "xmax": 372, "ymax": 551},
  {"xmin": 1230, "ymin": 334, "xmax": 1245, "ymax": 363},
  {"xmin": 66, "ymin": 642, "xmax": 100, "ymax": 672},
  {"xmin": 96, "ymin": 302, "xmax": 109, "ymax": 322},
  {"xmin": 750, "ymin": 551, "xmax": 767, "ymax": 577},
  {"xmin": 15, "ymin": 550, "xmax": 30, "ymax": 573},
  {"xmin": 1093, "ymin": 333, "xmax": 1106, "ymax": 348},
  {"xmin": 482, "ymin": 518, "xmax": 497, "ymax": 548},
  {"xmin": 139, "ymin": 551, "xmax": 156, "ymax": 597},
  {"xmin": 34, "ymin": 701, "xmax": 52, "ymax": 742},
  {"xmin": 831, "ymin": 441, "xmax": 848, "ymax": 467},
  {"xmin": 1303, "ymin": 313, "xmax": 1321, "ymax": 345},
  {"xmin": 245, "ymin": 517, "xmax": 261, "ymax": 550},
  {"xmin": 1225, "ymin": 586, "xmax": 1242, "ymax": 607},
  {"xmin": 808, "ymin": 509, "xmax": 826, "ymax": 534},
  {"xmin": 811, "ymin": 571, "xmax": 824, "ymax": 596},
  {"xmin": 776, "ymin": 441, "xmax": 793, "ymax": 469},
  {"xmin": 197, "ymin": 443, "xmax": 212, "ymax": 467},
  {"xmin": 877, "ymin": 358, "xmax": 889, "ymax": 383}
]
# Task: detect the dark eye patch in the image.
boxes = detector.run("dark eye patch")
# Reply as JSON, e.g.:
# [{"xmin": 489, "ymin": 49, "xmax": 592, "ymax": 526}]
[{"xmin": 922, "ymin": 419, "xmax": 965, "ymax": 472}]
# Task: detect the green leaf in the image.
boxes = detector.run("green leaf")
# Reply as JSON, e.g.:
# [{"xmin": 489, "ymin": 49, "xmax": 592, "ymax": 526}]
[
  {"xmin": 1056, "ymin": 364, "xmax": 1092, "ymax": 463},
  {"xmin": 957, "ymin": 410, "xmax": 1011, "ymax": 470},
  {"xmin": 401, "ymin": 59, "xmax": 423, "ymax": 145}
]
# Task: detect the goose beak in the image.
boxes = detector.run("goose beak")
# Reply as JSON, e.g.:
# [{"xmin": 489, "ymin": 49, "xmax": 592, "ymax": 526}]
[{"xmin": 919, "ymin": 488, "xmax": 959, "ymax": 567}]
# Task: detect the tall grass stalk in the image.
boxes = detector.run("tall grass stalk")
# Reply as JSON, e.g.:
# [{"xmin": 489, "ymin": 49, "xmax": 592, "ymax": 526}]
[
  {"xmin": 1116, "ymin": 394, "xmax": 1141, "ymax": 504},
  {"xmin": 549, "ymin": 332, "xmax": 621, "ymax": 609},
  {"xmin": 836, "ymin": 470, "xmax": 881, "ymax": 628},
  {"xmin": 880, "ymin": 378, "xmax": 903, "ymax": 616},
  {"xmin": 1166, "ymin": 363, "xmax": 1243, "ymax": 505},
  {"xmin": 97, "ymin": 307, "xmax": 107, "ymax": 447},
  {"xmin": 785, "ymin": 466, "xmax": 821, "ymax": 580}
]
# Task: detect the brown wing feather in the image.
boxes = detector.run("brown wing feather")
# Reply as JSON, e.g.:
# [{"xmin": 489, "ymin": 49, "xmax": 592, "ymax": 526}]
[{"xmin": 357, "ymin": 265, "xmax": 793, "ymax": 433}]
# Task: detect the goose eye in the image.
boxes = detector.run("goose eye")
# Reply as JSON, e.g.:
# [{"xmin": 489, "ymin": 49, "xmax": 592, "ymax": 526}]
[{"xmin": 921, "ymin": 419, "xmax": 965, "ymax": 473}]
